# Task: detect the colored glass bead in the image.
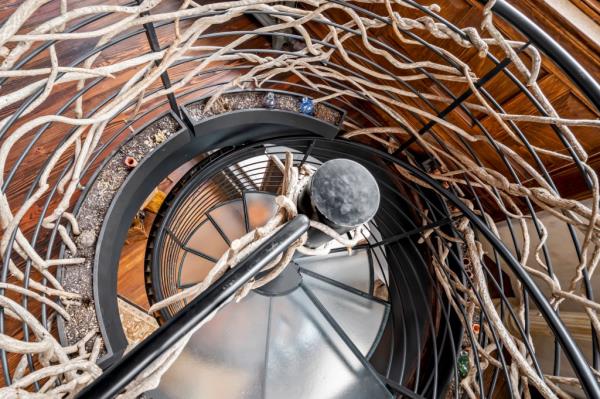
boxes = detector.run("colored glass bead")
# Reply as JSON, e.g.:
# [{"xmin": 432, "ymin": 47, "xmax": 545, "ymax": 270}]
[
  {"xmin": 300, "ymin": 96, "xmax": 314, "ymax": 115},
  {"xmin": 458, "ymin": 351, "xmax": 470, "ymax": 379},
  {"xmin": 264, "ymin": 92, "xmax": 276, "ymax": 109}
]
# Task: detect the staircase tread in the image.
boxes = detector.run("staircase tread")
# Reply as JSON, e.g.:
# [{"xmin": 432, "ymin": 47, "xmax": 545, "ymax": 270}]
[
  {"xmin": 294, "ymin": 249, "xmax": 371, "ymax": 293},
  {"xmin": 301, "ymin": 273, "xmax": 389, "ymax": 358}
]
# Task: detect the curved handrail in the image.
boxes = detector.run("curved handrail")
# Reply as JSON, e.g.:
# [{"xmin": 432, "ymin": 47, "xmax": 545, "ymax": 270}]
[
  {"xmin": 485, "ymin": 0, "xmax": 600, "ymax": 112},
  {"xmin": 77, "ymin": 215, "xmax": 310, "ymax": 399},
  {"xmin": 92, "ymin": 108, "xmax": 340, "ymax": 364}
]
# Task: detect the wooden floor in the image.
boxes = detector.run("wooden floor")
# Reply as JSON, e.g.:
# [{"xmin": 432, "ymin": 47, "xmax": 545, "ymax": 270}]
[
  {"xmin": 116, "ymin": 156, "xmax": 204, "ymax": 311},
  {"xmin": 117, "ymin": 214, "xmax": 155, "ymax": 310}
]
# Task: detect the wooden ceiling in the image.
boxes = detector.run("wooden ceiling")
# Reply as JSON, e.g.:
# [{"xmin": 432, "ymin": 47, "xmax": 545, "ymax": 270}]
[
  {"xmin": 300, "ymin": 0, "xmax": 600, "ymax": 206},
  {"xmin": 1, "ymin": 0, "xmax": 598, "ymax": 230},
  {"xmin": 0, "ymin": 0, "xmax": 598, "ymax": 385}
]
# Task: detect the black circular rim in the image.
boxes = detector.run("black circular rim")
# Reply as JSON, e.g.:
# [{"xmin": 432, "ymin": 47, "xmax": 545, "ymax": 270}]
[{"xmin": 144, "ymin": 137, "xmax": 457, "ymax": 397}]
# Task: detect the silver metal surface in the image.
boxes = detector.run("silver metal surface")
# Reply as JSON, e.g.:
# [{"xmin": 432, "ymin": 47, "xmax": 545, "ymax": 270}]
[
  {"xmin": 154, "ymin": 190, "xmax": 390, "ymax": 398},
  {"xmin": 366, "ymin": 223, "xmax": 389, "ymax": 284},
  {"xmin": 301, "ymin": 273, "xmax": 387, "ymax": 356},
  {"xmin": 176, "ymin": 193, "xmax": 276, "ymax": 290},
  {"xmin": 209, "ymin": 201, "xmax": 247, "ymax": 240},
  {"xmin": 295, "ymin": 249, "xmax": 371, "ymax": 293},
  {"xmin": 149, "ymin": 287, "xmax": 390, "ymax": 399},
  {"xmin": 186, "ymin": 219, "xmax": 229, "ymax": 259},
  {"xmin": 179, "ymin": 252, "xmax": 215, "ymax": 287},
  {"xmin": 245, "ymin": 192, "xmax": 278, "ymax": 230},
  {"xmin": 150, "ymin": 292, "xmax": 270, "ymax": 398},
  {"xmin": 264, "ymin": 289, "xmax": 391, "ymax": 399}
]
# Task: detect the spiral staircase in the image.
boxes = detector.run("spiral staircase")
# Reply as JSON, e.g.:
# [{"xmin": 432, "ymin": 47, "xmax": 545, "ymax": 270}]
[
  {"xmin": 0, "ymin": 0, "xmax": 599, "ymax": 398},
  {"xmin": 101, "ymin": 128, "xmax": 459, "ymax": 398},
  {"xmin": 144, "ymin": 147, "xmax": 394, "ymax": 398}
]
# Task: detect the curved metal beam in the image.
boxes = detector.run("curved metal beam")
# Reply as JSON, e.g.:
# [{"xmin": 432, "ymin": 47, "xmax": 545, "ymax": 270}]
[
  {"xmin": 93, "ymin": 110, "xmax": 340, "ymax": 365},
  {"xmin": 485, "ymin": 0, "xmax": 600, "ymax": 112}
]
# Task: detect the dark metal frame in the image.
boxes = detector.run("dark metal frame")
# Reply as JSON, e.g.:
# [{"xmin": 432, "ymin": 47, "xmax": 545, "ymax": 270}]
[
  {"xmin": 143, "ymin": 148, "xmax": 394, "ymax": 358},
  {"xmin": 133, "ymin": 134, "xmax": 600, "ymax": 398},
  {"xmin": 489, "ymin": 0, "xmax": 600, "ymax": 110},
  {"xmin": 93, "ymin": 106, "xmax": 341, "ymax": 364},
  {"xmin": 56, "ymin": 110, "xmax": 188, "ymax": 365},
  {"xmin": 101, "ymin": 135, "xmax": 448, "ymax": 398},
  {"xmin": 0, "ymin": 0, "xmax": 598, "ymax": 396}
]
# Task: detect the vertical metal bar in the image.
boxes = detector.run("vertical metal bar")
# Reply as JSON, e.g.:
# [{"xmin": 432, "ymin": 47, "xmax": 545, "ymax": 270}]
[
  {"xmin": 136, "ymin": 0, "xmax": 181, "ymax": 117},
  {"xmin": 299, "ymin": 139, "xmax": 316, "ymax": 169},
  {"xmin": 403, "ymin": 161, "xmax": 600, "ymax": 399},
  {"xmin": 242, "ymin": 191, "xmax": 251, "ymax": 233},
  {"xmin": 367, "ymin": 246, "xmax": 374, "ymax": 296},
  {"xmin": 300, "ymin": 283, "xmax": 392, "ymax": 394},
  {"xmin": 207, "ymin": 214, "xmax": 231, "ymax": 246}
]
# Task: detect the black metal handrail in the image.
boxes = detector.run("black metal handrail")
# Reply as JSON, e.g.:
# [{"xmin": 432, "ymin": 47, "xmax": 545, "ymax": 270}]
[
  {"xmin": 76, "ymin": 215, "xmax": 310, "ymax": 399},
  {"xmin": 488, "ymin": 0, "xmax": 600, "ymax": 112}
]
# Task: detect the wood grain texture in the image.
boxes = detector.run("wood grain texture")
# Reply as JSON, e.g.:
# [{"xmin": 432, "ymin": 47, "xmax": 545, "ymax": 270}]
[
  {"xmin": 303, "ymin": 0, "xmax": 599, "ymax": 216},
  {"xmin": 116, "ymin": 155, "xmax": 206, "ymax": 310},
  {"xmin": 1, "ymin": 0, "xmax": 599, "ymax": 387}
]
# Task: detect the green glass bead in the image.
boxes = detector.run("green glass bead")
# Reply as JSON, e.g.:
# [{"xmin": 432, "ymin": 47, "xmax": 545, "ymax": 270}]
[{"xmin": 458, "ymin": 352, "xmax": 470, "ymax": 379}]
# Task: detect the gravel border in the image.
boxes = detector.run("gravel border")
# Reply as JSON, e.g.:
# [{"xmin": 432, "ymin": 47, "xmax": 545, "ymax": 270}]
[
  {"xmin": 60, "ymin": 115, "xmax": 181, "ymax": 349},
  {"xmin": 185, "ymin": 91, "xmax": 343, "ymax": 126}
]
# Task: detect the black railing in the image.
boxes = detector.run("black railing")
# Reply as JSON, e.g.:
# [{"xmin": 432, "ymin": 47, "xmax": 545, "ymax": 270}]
[
  {"xmin": 0, "ymin": 0, "xmax": 599, "ymax": 396},
  {"xmin": 77, "ymin": 215, "xmax": 310, "ymax": 399},
  {"xmin": 488, "ymin": 0, "xmax": 600, "ymax": 111}
]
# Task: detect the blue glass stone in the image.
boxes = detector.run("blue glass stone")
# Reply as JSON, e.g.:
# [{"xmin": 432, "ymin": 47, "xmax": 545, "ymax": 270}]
[
  {"xmin": 300, "ymin": 97, "xmax": 314, "ymax": 116},
  {"xmin": 264, "ymin": 92, "xmax": 276, "ymax": 109}
]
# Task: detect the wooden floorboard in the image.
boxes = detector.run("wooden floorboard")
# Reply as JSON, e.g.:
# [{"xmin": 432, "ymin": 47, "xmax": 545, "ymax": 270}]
[{"xmin": 116, "ymin": 156, "xmax": 203, "ymax": 311}]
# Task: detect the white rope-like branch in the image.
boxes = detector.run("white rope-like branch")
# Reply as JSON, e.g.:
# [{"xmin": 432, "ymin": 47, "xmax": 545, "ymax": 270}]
[{"xmin": 0, "ymin": 0, "xmax": 598, "ymax": 397}]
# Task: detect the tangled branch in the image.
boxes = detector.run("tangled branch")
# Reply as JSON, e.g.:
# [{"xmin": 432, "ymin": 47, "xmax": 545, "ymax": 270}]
[{"xmin": 0, "ymin": 0, "xmax": 598, "ymax": 397}]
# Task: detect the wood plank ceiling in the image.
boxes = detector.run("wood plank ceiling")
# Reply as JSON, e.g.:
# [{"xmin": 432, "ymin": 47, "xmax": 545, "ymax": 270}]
[{"xmin": 301, "ymin": 0, "xmax": 600, "ymax": 204}]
